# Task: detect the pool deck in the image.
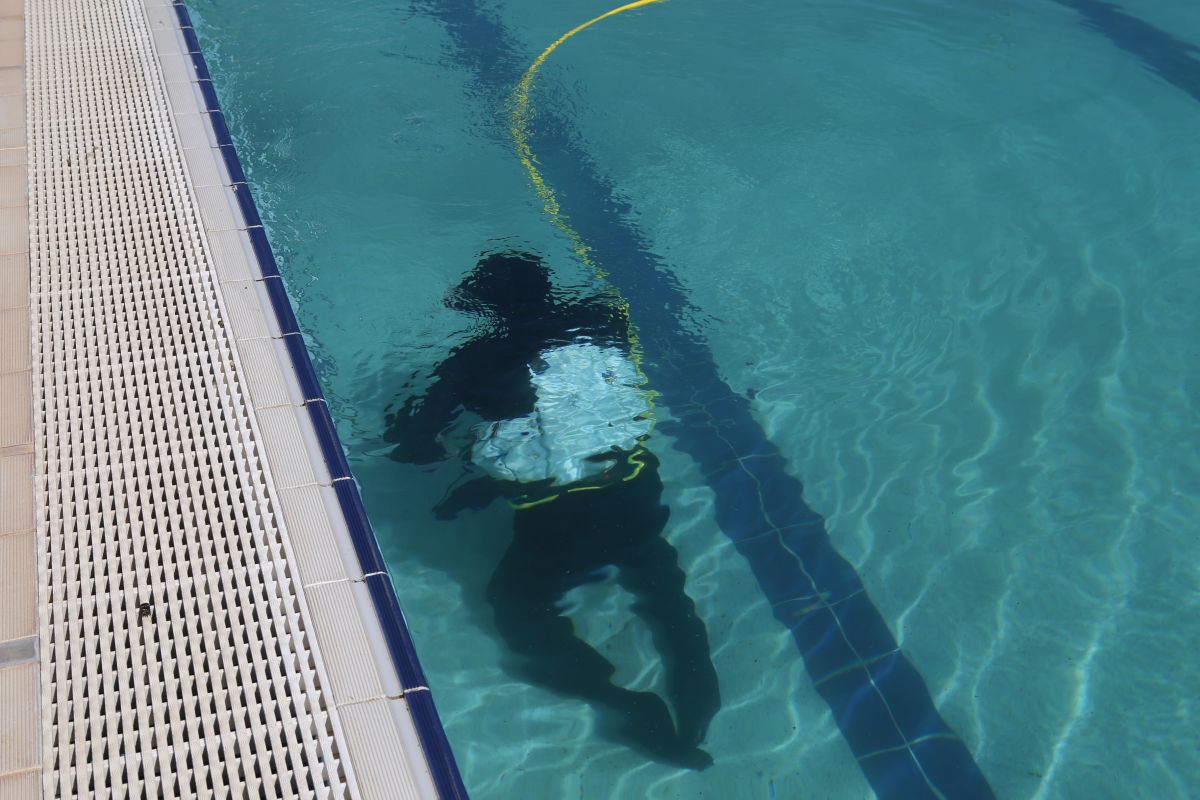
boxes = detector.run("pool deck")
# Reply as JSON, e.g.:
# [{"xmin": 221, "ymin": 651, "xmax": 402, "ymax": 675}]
[{"xmin": 0, "ymin": 1, "xmax": 463, "ymax": 797}]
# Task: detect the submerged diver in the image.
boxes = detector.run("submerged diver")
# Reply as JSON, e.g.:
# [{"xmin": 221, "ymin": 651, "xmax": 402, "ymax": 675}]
[{"xmin": 385, "ymin": 251, "xmax": 720, "ymax": 769}]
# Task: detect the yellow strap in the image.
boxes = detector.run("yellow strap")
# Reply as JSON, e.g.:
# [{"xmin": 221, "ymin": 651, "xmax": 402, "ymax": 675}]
[
  {"xmin": 511, "ymin": 493, "xmax": 562, "ymax": 510},
  {"xmin": 509, "ymin": 0, "xmax": 669, "ymax": 251},
  {"xmin": 508, "ymin": 0, "xmax": 670, "ymax": 407}
]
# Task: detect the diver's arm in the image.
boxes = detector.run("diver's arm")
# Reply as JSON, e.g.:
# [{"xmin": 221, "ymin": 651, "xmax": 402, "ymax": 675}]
[
  {"xmin": 432, "ymin": 474, "xmax": 502, "ymax": 518},
  {"xmin": 433, "ymin": 473, "xmax": 560, "ymax": 518},
  {"xmin": 383, "ymin": 382, "xmax": 459, "ymax": 464},
  {"xmin": 383, "ymin": 351, "xmax": 474, "ymax": 464}
]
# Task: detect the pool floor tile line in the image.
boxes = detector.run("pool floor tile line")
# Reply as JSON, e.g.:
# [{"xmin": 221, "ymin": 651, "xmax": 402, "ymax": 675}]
[
  {"xmin": 13, "ymin": 0, "xmax": 461, "ymax": 796},
  {"xmin": 1052, "ymin": 0, "xmax": 1200, "ymax": 105}
]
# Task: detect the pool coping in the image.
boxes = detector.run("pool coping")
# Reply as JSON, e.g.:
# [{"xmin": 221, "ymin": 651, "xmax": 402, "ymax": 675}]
[{"xmin": 146, "ymin": 1, "xmax": 467, "ymax": 797}]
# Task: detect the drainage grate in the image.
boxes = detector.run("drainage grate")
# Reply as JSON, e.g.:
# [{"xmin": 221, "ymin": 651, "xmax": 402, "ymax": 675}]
[{"xmin": 27, "ymin": 0, "xmax": 351, "ymax": 796}]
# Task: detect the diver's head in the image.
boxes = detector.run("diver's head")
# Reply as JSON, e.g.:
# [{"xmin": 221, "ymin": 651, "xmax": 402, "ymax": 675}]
[{"xmin": 446, "ymin": 251, "xmax": 554, "ymax": 319}]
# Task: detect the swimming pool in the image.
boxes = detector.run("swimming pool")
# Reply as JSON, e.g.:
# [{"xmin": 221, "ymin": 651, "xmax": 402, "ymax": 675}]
[{"xmin": 191, "ymin": 0, "xmax": 1200, "ymax": 796}]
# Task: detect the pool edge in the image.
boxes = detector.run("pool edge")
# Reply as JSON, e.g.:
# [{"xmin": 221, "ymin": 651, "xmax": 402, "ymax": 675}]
[{"xmin": 155, "ymin": 1, "xmax": 468, "ymax": 797}]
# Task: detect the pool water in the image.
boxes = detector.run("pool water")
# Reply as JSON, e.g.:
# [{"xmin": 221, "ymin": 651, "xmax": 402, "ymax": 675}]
[{"xmin": 192, "ymin": 0, "xmax": 1200, "ymax": 797}]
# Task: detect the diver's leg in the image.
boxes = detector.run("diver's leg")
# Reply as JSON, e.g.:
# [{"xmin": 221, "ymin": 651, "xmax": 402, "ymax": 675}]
[
  {"xmin": 618, "ymin": 533, "xmax": 721, "ymax": 749},
  {"xmin": 486, "ymin": 541, "xmax": 624, "ymax": 701},
  {"xmin": 486, "ymin": 513, "xmax": 709, "ymax": 769}
]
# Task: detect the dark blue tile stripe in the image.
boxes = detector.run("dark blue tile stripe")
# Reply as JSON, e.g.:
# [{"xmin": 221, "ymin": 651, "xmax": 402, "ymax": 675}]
[
  {"xmin": 1052, "ymin": 0, "xmax": 1200, "ymax": 104},
  {"xmin": 261, "ymin": 276, "xmax": 300, "ymax": 335},
  {"xmin": 407, "ymin": 691, "xmax": 469, "ymax": 800},
  {"xmin": 218, "ymin": 144, "xmax": 249, "ymax": 188},
  {"xmin": 282, "ymin": 334, "xmax": 323, "ymax": 402},
  {"xmin": 181, "ymin": 25, "xmax": 200, "ymax": 54},
  {"xmin": 656, "ymin": 403, "xmax": 988, "ymax": 796},
  {"xmin": 173, "ymin": 4, "xmax": 468, "ymax": 797},
  {"xmin": 420, "ymin": 1, "xmax": 995, "ymax": 796},
  {"xmin": 198, "ymin": 79, "xmax": 221, "ymax": 112},
  {"xmin": 172, "ymin": 2, "xmax": 192, "ymax": 29},
  {"xmin": 335, "ymin": 479, "xmax": 387, "ymax": 576},
  {"xmin": 206, "ymin": 109, "xmax": 232, "ymax": 145},
  {"xmin": 365, "ymin": 574, "xmax": 430, "ymax": 689},
  {"xmin": 232, "ymin": 182, "xmax": 264, "ymax": 228},
  {"xmin": 304, "ymin": 402, "xmax": 354, "ymax": 481},
  {"xmin": 247, "ymin": 226, "xmax": 280, "ymax": 277},
  {"xmin": 190, "ymin": 50, "xmax": 212, "ymax": 81}
]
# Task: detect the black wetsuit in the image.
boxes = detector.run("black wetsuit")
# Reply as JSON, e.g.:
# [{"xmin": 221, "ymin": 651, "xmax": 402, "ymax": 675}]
[{"xmin": 385, "ymin": 252, "xmax": 720, "ymax": 768}]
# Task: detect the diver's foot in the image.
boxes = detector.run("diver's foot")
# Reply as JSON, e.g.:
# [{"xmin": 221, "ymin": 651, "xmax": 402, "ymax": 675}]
[
  {"xmin": 674, "ymin": 745, "xmax": 714, "ymax": 771},
  {"xmin": 610, "ymin": 691, "xmax": 714, "ymax": 771},
  {"xmin": 675, "ymin": 699, "xmax": 720, "ymax": 749},
  {"xmin": 671, "ymin": 666, "xmax": 721, "ymax": 748},
  {"xmin": 675, "ymin": 720, "xmax": 708, "ymax": 750},
  {"xmin": 612, "ymin": 690, "xmax": 675, "ymax": 742}
]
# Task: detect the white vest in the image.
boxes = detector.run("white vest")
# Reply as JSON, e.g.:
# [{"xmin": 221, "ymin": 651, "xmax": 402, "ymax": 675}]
[{"xmin": 471, "ymin": 342, "xmax": 653, "ymax": 485}]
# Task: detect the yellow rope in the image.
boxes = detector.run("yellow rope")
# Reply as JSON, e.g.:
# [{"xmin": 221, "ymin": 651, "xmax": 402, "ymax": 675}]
[{"xmin": 508, "ymin": 0, "xmax": 670, "ymax": 399}]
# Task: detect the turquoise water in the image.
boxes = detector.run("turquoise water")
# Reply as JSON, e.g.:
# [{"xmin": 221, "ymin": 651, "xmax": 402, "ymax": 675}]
[{"xmin": 192, "ymin": 0, "xmax": 1200, "ymax": 797}]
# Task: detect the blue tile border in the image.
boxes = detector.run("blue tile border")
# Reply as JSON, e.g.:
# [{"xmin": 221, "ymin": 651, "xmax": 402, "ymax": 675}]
[
  {"xmin": 232, "ymin": 181, "xmax": 264, "ymax": 228},
  {"xmin": 170, "ymin": 4, "xmax": 468, "ymax": 797},
  {"xmin": 171, "ymin": 1, "xmax": 192, "ymax": 29},
  {"xmin": 205, "ymin": 109, "xmax": 231, "ymax": 144},
  {"xmin": 181, "ymin": 25, "xmax": 201, "ymax": 55},
  {"xmin": 282, "ymin": 334, "xmax": 323, "ymax": 403},
  {"xmin": 407, "ymin": 690, "xmax": 469, "ymax": 800},
  {"xmin": 247, "ymin": 226, "xmax": 279, "ymax": 277},
  {"xmin": 198, "ymin": 79, "xmax": 221, "ymax": 112},
  {"xmin": 335, "ymin": 479, "xmax": 388, "ymax": 576},
  {"xmin": 190, "ymin": 51, "xmax": 212, "ymax": 81},
  {"xmin": 304, "ymin": 401, "xmax": 354, "ymax": 481},
  {"xmin": 261, "ymin": 276, "xmax": 300, "ymax": 335},
  {"xmin": 366, "ymin": 574, "xmax": 430, "ymax": 689},
  {"xmin": 218, "ymin": 144, "xmax": 248, "ymax": 185}
]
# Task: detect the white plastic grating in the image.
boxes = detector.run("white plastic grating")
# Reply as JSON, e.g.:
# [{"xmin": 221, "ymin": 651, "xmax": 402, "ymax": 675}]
[{"xmin": 26, "ymin": 1, "xmax": 356, "ymax": 797}]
